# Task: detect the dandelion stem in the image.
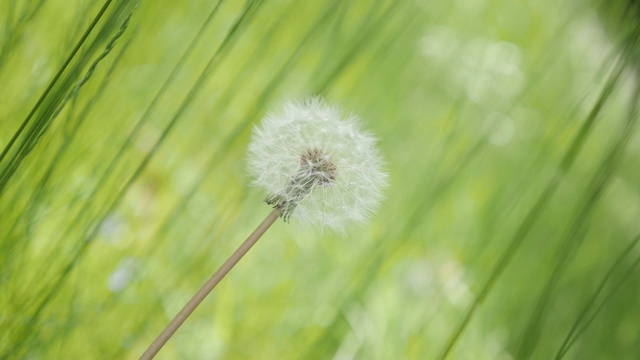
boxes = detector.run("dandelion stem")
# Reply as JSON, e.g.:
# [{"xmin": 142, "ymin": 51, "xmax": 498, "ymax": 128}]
[{"xmin": 140, "ymin": 208, "xmax": 281, "ymax": 359}]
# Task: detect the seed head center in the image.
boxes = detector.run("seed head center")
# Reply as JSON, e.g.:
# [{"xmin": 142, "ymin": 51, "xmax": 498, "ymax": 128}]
[
  {"xmin": 266, "ymin": 148, "xmax": 337, "ymax": 221},
  {"xmin": 300, "ymin": 148, "xmax": 337, "ymax": 185}
]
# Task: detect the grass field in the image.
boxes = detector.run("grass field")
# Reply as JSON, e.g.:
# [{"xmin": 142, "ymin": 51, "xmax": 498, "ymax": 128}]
[{"xmin": 2, "ymin": 0, "xmax": 640, "ymax": 359}]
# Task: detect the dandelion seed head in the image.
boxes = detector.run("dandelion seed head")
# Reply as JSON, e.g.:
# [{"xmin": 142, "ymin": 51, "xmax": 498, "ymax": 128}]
[{"xmin": 247, "ymin": 97, "xmax": 388, "ymax": 232}]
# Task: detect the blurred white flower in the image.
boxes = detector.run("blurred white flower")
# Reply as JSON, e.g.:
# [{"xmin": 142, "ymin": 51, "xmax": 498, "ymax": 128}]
[
  {"xmin": 107, "ymin": 257, "xmax": 139, "ymax": 293},
  {"xmin": 247, "ymin": 98, "xmax": 387, "ymax": 232}
]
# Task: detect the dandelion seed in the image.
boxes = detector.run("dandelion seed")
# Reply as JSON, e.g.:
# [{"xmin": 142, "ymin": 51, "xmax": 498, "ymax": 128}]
[{"xmin": 247, "ymin": 97, "xmax": 387, "ymax": 232}]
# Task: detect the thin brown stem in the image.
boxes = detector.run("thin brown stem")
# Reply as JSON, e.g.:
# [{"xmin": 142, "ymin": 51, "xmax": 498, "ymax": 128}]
[{"xmin": 140, "ymin": 208, "xmax": 281, "ymax": 359}]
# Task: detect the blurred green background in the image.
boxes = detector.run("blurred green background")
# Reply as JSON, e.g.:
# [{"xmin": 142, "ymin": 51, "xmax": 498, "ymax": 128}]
[{"xmin": 2, "ymin": 0, "xmax": 640, "ymax": 358}]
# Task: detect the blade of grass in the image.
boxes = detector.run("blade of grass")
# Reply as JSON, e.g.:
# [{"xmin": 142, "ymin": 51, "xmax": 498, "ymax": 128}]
[
  {"xmin": 437, "ymin": 53, "xmax": 627, "ymax": 359},
  {"xmin": 554, "ymin": 234, "xmax": 640, "ymax": 359},
  {"xmin": 516, "ymin": 83, "xmax": 639, "ymax": 359},
  {"xmin": 0, "ymin": 0, "xmax": 114, "ymax": 177}
]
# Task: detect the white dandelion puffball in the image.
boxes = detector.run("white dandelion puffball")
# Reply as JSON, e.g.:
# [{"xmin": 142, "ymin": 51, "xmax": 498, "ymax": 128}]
[{"xmin": 247, "ymin": 98, "xmax": 388, "ymax": 232}]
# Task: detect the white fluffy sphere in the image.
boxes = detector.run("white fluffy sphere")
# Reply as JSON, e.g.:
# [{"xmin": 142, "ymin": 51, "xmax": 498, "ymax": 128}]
[{"xmin": 247, "ymin": 98, "xmax": 387, "ymax": 232}]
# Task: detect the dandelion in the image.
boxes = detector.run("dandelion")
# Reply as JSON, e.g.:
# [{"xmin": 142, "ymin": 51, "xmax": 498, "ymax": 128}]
[
  {"xmin": 248, "ymin": 98, "xmax": 387, "ymax": 231},
  {"xmin": 141, "ymin": 98, "xmax": 387, "ymax": 359}
]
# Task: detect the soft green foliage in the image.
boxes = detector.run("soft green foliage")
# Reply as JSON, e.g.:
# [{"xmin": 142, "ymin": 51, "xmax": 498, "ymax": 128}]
[{"xmin": 1, "ymin": 0, "xmax": 640, "ymax": 359}]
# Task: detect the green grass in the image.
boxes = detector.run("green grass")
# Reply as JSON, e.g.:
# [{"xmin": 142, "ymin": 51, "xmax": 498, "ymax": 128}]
[{"xmin": 1, "ymin": 0, "xmax": 640, "ymax": 359}]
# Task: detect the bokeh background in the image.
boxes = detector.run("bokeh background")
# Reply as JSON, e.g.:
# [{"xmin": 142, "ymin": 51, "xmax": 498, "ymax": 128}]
[{"xmin": 2, "ymin": 0, "xmax": 640, "ymax": 359}]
